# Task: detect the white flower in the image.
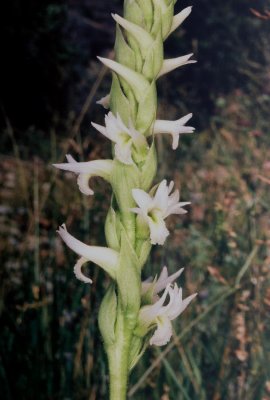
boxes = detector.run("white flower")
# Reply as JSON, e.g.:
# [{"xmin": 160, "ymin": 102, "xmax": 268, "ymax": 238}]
[
  {"xmin": 158, "ymin": 53, "xmax": 197, "ymax": 78},
  {"xmin": 53, "ymin": 155, "xmax": 113, "ymax": 196},
  {"xmin": 131, "ymin": 180, "xmax": 190, "ymax": 245},
  {"xmin": 57, "ymin": 224, "xmax": 119, "ymax": 282},
  {"xmin": 154, "ymin": 113, "xmax": 195, "ymax": 150},
  {"xmin": 92, "ymin": 112, "xmax": 148, "ymax": 165},
  {"xmin": 142, "ymin": 266, "xmax": 184, "ymax": 296},
  {"xmin": 96, "ymin": 94, "xmax": 110, "ymax": 109},
  {"xmin": 139, "ymin": 283, "xmax": 197, "ymax": 346}
]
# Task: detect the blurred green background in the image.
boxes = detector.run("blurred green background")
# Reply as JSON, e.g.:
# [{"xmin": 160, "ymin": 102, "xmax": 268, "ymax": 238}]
[{"xmin": 1, "ymin": 0, "xmax": 270, "ymax": 399}]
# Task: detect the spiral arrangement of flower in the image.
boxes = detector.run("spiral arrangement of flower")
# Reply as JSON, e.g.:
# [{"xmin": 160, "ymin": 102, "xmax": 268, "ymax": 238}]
[{"xmin": 54, "ymin": 1, "xmax": 197, "ymax": 398}]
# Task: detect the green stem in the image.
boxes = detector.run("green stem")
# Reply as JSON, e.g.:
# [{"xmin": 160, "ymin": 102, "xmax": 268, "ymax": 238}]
[{"xmin": 107, "ymin": 312, "xmax": 132, "ymax": 400}]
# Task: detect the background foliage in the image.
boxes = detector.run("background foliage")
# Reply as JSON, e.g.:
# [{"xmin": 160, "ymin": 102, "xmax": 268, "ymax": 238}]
[{"xmin": 0, "ymin": 0, "xmax": 270, "ymax": 399}]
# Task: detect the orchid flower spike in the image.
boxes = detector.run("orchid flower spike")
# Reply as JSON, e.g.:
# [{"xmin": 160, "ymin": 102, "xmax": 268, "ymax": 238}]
[
  {"xmin": 139, "ymin": 283, "xmax": 197, "ymax": 346},
  {"xmin": 154, "ymin": 113, "xmax": 195, "ymax": 150},
  {"xmin": 57, "ymin": 224, "xmax": 119, "ymax": 282},
  {"xmin": 131, "ymin": 180, "xmax": 190, "ymax": 245},
  {"xmin": 53, "ymin": 155, "xmax": 113, "ymax": 196},
  {"xmin": 142, "ymin": 266, "xmax": 184, "ymax": 297},
  {"xmin": 92, "ymin": 112, "xmax": 148, "ymax": 165}
]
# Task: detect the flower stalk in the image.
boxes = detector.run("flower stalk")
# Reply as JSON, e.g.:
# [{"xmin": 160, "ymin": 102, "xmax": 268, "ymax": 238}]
[{"xmin": 54, "ymin": 1, "xmax": 197, "ymax": 399}]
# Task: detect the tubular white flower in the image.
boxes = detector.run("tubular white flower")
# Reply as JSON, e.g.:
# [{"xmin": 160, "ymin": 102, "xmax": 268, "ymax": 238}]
[
  {"xmin": 154, "ymin": 113, "xmax": 195, "ymax": 150},
  {"xmin": 131, "ymin": 180, "xmax": 190, "ymax": 245},
  {"xmin": 92, "ymin": 112, "xmax": 148, "ymax": 165},
  {"xmin": 97, "ymin": 57, "xmax": 150, "ymax": 102},
  {"xmin": 57, "ymin": 224, "xmax": 119, "ymax": 279},
  {"xmin": 168, "ymin": 6, "xmax": 193, "ymax": 37},
  {"xmin": 96, "ymin": 94, "xmax": 110, "ymax": 109},
  {"xmin": 139, "ymin": 283, "xmax": 197, "ymax": 346},
  {"xmin": 53, "ymin": 155, "xmax": 113, "ymax": 196},
  {"xmin": 158, "ymin": 54, "xmax": 197, "ymax": 78},
  {"xmin": 142, "ymin": 266, "xmax": 184, "ymax": 295}
]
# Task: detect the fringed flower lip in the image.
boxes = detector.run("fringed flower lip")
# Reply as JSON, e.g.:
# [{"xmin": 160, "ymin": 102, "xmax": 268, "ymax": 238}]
[
  {"xmin": 131, "ymin": 180, "xmax": 191, "ymax": 245},
  {"xmin": 53, "ymin": 155, "xmax": 113, "ymax": 196},
  {"xmin": 57, "ymin": 224, "xmax": 119, "ymax": 283},
  {"xmin": 92, "ymin": 112, "xmax": 148, "ymax": 165}
]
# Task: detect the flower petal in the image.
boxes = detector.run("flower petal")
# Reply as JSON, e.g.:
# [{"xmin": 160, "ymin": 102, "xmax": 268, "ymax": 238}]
[
  {"xmin": 154, "ymin": 114, "xmax": 195, "ymax": 150},
  {"xmin": 165, "ymin": 201, "xmax": 191, "ymax": 217},
  {"xmin": 91, "ymin": 121, "xmax": 113, "ymax": 141},
  {"xmin": 74, "ymin": 257, "xmax": 93, "ymax": 284},
  {"xmin": 139, "ymin": 285, "xmax": 170, "ymax": 324},
  {"xmin": 168, "ymin": 290, "xmax": 197, "ymax": 320},
  {"xmin": 57, "ymin": 224, "xmax": 119, "ymax": 278},
  {"xmin": 153, "ymin": 180, "xmax": 169, "ymax": 213},
  {"xmin": 158, "ymin": 54, "xmax": 196, "ymax": 78},
  {"xmin": 155, "ymin": 266, "xmax": 184, "ymax": 294},
  {"xmin": 168, "ymin": 6, "xmax": 193, "ymax": 37},
  {"xmin": 132, "ymin": 189, "xmax": 153, "ymax": 215},
  {"xmin": 53, "ymin": 156, "xmax": 113, "ymax": 196}
]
